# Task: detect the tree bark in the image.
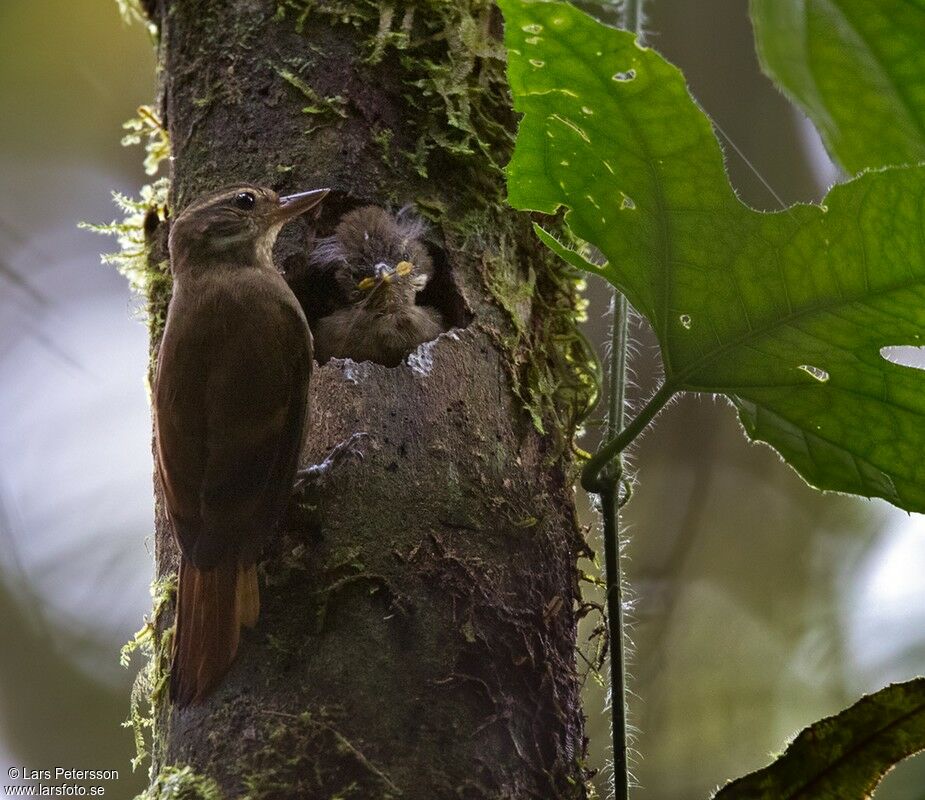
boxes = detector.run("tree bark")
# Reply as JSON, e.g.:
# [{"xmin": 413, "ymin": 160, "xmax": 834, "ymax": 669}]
[{"xmin": 140, "ymin": 1, "xmax": 593, "ymax": 797}]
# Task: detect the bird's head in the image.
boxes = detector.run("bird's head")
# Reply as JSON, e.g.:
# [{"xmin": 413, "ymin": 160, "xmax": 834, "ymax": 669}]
[
  {"xmin": 168, "ymin": 185, "xmax": 328, "ymax": 273},
  {"xmin": 310, "ymin": 206, "xmax": 433, "ymax": 308}
]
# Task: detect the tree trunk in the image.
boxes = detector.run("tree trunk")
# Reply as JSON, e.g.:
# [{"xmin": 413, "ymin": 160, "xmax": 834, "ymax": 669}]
[{"xmin": 140, "ymin": 1, "xmax": 593, "ymax": 797}]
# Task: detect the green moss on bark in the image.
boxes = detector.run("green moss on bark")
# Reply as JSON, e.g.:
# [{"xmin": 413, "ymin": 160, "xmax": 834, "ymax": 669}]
[
  {"xmin": 121, "ymin": 575, "xmax": 177, "ymax": 771},
  {"xmin": 238, "ymin": 709, "xmax": 401, "ymax": 800},
  {"xmin": 138, "ymin": 765, "xmax": 223, "ymax": 800},
  {"xmin": 83, "ymin": 104, "xmax": 172, "ymax": 357}
]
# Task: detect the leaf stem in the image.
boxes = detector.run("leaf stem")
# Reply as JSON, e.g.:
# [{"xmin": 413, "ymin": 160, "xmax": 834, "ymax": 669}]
[{"xmin": 581, "ymin": 381, "xmax": 674, "ymax": 493}]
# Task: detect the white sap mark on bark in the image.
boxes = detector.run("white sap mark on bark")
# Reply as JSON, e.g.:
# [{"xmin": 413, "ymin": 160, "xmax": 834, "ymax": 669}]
[
  {"xmin": 339, "ymin": 358, "xmax": 373, "ymax": 384},
  {"xmin": 408, "ymin": 329, "xmax": 460, "ymax": 377}
]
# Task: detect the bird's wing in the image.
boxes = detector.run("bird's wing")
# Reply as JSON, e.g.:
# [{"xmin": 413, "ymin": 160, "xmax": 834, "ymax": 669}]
[
  {"xmin": 153, "ymin": 309, "xmax": 208, "ymax": 557},
  {"xmin": 154, "ymin": 279, "xmax": 311, "ymax": 570},
  {"xmin": 193, "ymin": 293, "xmax": 311, "ymax": 568}
]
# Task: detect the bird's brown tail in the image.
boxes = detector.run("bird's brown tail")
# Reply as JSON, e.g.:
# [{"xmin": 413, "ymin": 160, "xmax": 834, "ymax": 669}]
[{"xmin": 170, "ymin": 559, "xmax": 260, "ymax": 706}]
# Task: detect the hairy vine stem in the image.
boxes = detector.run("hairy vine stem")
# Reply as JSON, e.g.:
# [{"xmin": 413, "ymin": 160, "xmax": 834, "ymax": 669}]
[
  {"xmin": 593, "ymin": 3, "xmax": 647, "ymax": 797},
  {"xmin": 623, "ymin": 0, "xmax": 643, "ymax": 39},
  {"xmin": 602, "ymin": 293, "xmax": 630, "ymax": 800}
]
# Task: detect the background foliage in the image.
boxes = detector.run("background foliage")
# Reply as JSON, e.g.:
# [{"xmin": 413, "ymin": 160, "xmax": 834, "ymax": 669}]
[
  {"xmin": 504, "ymin": 0, "xmax": 925, "ymax": 795},
  {"xmin": 751, "ymin": 0, "xmax": 925, "ymax": 174}
]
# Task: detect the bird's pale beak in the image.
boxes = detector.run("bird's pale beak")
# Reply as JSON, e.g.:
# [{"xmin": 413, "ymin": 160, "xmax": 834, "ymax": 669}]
[
  {"xmin": 275, "ymin": 188, "xmax": 330, "ymax": 222},
  {"xmin": 357, "ymin": 261, "xmax": 414, "ymax": 290},
  {"xmin": 381, "ymin": 261, "xmax": 414, "ymax": 284}
]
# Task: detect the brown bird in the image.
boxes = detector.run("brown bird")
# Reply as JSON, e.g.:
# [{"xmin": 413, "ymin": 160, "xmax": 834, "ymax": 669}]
[
  {"xmin": 153, "ymin": 184, "xmax": 328, "ymax": 705},
  {"xmin": 311, "ymin": 206, "xmax": 444, "ymax": 367}
]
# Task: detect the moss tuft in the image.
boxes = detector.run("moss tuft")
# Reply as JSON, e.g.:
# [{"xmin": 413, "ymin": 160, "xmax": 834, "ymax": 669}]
[
  {"xmin": 83, "ymin": 106, "xmax": 172, "ymax": 361},
  {"xmin": 137, "ymin": 765, "xmax": 223, "ymax": 800},
  {"xmin": 122, "ymin": 106, "xmax": 171, "ymax": 176},
  {"xmin": 116, "ymin": 0, "xmax": 158, "ymax": 35},
  {"xmin": 275, "ymin": 0, "xmax": 512, "ymax": 184},
  {"xmin": 467, "ymin": 210, "xmax": 600, "ymax": 453},
  {"xmin": 276, "ymin": 67, "xmax": 349, "ymax": 123},
  {"xmin": 240, "ymin": 709, "xmax": 401, "ymax": 800},
  {"xmin": 121, "ymin": 575, "xmax": 177, "ymax": 771}
]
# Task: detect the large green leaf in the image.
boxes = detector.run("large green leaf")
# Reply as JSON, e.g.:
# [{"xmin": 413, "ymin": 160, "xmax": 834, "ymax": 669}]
[
  {"xmin": 750, "ymin": 0, "xmax": 925, "ymax": 174},
  {"xmin": 713, "ymin": 679, "xmax": 925, "ymax": 799},
  {"xmin": 500, "ymin": 0, "xmax": 925, "ymax": 511}
]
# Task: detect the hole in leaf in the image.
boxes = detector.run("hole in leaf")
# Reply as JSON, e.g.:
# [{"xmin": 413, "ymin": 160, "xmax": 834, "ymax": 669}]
[
  {"xmin": 529, "ymin": 59, "xmax": 545, "ymax": 68},
  {"xmin": 613, "ymin": 69, "xmax": 636, "ymax": 82},
  {"xmin": 620, "ymin": 193, "xmax": 636, "ymax": 210},
  {"xmin": 798, "ymin": 364, "xmax": 830, "ymax": 382},
  {"xmin": 521, "ymin": 23, "xmax": 543, "ymax": 33},
  {"xmin": 679, "ymin": 314, "xmax": 691, "ymax": 329},
  {"xmin": 881, "ymin": 345, "xmax": 925, "ymax": 370}
]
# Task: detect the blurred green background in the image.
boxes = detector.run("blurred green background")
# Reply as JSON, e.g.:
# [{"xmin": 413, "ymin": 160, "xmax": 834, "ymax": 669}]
[{"xmin": 0, "ymin": 2, "xmax": 922, "ymax": 799}]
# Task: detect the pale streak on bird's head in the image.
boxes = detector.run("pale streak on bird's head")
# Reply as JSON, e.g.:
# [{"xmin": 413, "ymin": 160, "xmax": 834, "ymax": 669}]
[{"xmin": 169, "ymin": 185, "xmax": 328, "ymax": 276}]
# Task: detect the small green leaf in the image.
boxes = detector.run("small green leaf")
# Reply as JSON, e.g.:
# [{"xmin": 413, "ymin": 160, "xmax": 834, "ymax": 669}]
[
  {"xmin": 713, "ymin": 679, "xmax": 925, "ymax": 799},
  {"xmin": 750, "ymin": 0, "xmax": 925, "ymax": 174},
  {"xmin": 500, "ymin": 0, "xmax": 925, "ymax": 511}
]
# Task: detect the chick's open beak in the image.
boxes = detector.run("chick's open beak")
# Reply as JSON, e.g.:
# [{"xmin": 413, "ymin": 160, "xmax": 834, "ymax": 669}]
[{"xmin": 274, "ymin": 188, "xmax": 330, "ymax": 222}]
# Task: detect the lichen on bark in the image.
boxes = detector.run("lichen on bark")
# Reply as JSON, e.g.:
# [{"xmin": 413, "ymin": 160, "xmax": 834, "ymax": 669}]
[{"xmin": 127, "ymin": 1, "xmax": 596, "ymax": 797}]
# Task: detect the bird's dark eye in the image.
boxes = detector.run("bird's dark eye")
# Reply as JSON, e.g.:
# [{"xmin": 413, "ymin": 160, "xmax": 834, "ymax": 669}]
[{"xmin": 234, "ymin": 191, "xmax": 256, "ymax": 210}]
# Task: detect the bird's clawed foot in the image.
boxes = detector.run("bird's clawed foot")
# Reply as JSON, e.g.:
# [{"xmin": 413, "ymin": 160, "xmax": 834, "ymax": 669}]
[
  {"xmin": 292, "ymin": 432, "xmax": 369, "ymax": 498},
  {"xmin": 286, "ymin": 433, "xmax": 368, "ymax": 533}
]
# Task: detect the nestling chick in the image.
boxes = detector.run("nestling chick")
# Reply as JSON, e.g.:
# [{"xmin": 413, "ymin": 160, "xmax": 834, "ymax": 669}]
[{"xmin": 311, "ymin": 206, "xmax": 445, "ymax": 367}]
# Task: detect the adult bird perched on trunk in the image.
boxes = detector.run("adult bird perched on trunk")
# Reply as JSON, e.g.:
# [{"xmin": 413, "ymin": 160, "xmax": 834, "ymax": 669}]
[
  {"xmin": 154, "ymin": 184, "xmax": 328, "ymax": 706},
  {"xmin": 311, "ymin": 206, "xmax": 444, "ymax": 367}
]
